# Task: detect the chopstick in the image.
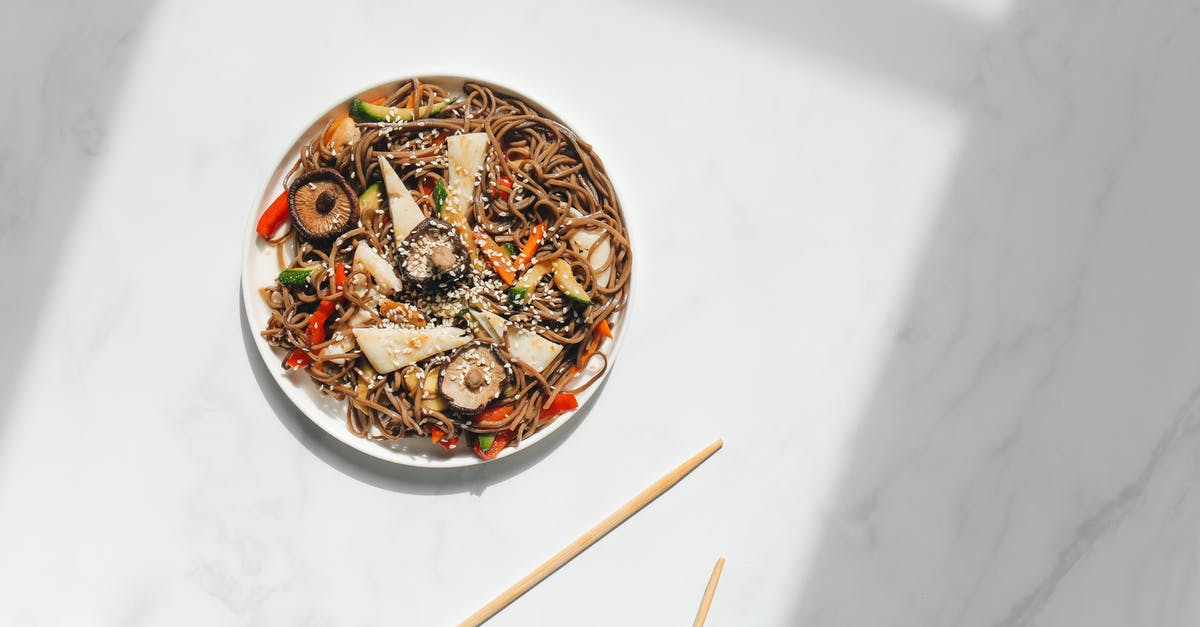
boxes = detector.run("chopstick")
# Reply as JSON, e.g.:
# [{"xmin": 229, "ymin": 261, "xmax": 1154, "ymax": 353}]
[
  {"xmin": 459, "ymin": 439, "xmax": 724, "ymax": 627},
  {"xmin": 693, "ymin": 557, "xmax": 726, "ymax": 626}
]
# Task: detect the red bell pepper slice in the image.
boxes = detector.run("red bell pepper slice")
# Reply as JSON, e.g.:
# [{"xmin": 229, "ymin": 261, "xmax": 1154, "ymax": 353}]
[
  {"xmin": 492, "ymin": 175, "xmax": 514, "ymax": 200},
  {"xmin": 307, "ymin": 300, "xmax": 336, "ymax": 345},
  {"xmin": 474, "ymin": 405, "xmax": 515, "ymax": 429},
  {"xmin": 540, "ymin": 393, "xmax": 578, "ymax": 420},
  {"xmin": 473, "ymin": 429, "xmax": 513, "ymax": 460},
  {"xmin": 334, "ymin": 263, "xmax": 346, "ymax": 295},
  {"xmin": 284, "ymin": 349, "xmax": 314, "ymax": 369},
  {"xmin": 255, "ymin": 190, "xmax": 290, "ymax": 239}
]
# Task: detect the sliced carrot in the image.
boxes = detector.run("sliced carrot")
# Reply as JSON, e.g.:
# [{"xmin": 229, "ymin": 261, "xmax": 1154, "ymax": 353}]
[
  {"xmin": 597, "ymin": 319, "xmax": 612, "ymax": 339},
  {"xmin": 322, "ymin": 115, "xmax": 348, "ymax": 146},
  {"xmin": 430, "ymin": 426, "xmax": 458, "ymax": 451},
  {"xmin": 380, "ymin": 299, "xmax": 427, "ymax": 326},
  {"xmin": 515, "ymin": 223, "xmax": 547, "ymax": 272},
  {"xmin": 473, "ymin": 228, "xmax": 517, "ymax": 284}
]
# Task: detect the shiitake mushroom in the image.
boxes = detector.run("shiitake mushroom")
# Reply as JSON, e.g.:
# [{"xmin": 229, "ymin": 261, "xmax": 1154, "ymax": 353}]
[
  {"xmin": 438, "ymin": 341, "xmax": 512, "ymax": 415},
  {"xmin": 398, "ymin": 218, "xmax": 470, "ymax": 288},
  {"xmin": 288, "ymin": 168, "xmax": 356, "ymax": 243}
]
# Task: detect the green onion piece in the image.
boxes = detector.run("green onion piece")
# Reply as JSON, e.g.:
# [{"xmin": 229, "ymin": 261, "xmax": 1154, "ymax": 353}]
[{"xmin": 433, "ymin": 179, "xmax": 448, "ymax": 214}]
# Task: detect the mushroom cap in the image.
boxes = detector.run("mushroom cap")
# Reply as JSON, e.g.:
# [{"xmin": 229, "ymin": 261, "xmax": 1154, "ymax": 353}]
[
  {"xmin": 398, "ymin": 218, "xmax": 470, "ymax": 287},
  {"xmin": 288, "ymin": 168, "xmax": 356, "ymax": 243},
  {"xmin": 438, "ymin": 341, "xmax": 512, "ymax": 415}
]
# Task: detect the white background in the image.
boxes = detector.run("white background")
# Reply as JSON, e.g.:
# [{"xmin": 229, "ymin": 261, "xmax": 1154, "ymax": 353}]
[{"xmin": 4, "ymin": 0, "xmax": 1200, "ymax": 625}]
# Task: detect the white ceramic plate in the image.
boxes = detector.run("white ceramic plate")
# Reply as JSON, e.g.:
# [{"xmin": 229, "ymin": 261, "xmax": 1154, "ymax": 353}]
[{"xmin": 240, "ymin": 76, "xmax": 630, "ymax": 468}]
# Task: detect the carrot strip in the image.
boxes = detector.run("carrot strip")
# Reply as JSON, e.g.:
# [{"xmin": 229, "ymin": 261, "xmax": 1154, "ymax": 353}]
[
  {"xmin": 515, "ymin": 223, "xmax": 547, "ymax": 272},
  {"xmin": 473, "ymin": 228, "xmax": 517, "ymax": 284},
  {"xmin": 322, "ymin": 115, "xmax": 348, "ymax": 146},
  {"xmin": 380, "ymin": 299, "xmax": 428, "ymax": 326},
  {"xmin": 430, "ymin": 426, "xmax": 458, "ymax": 451}
]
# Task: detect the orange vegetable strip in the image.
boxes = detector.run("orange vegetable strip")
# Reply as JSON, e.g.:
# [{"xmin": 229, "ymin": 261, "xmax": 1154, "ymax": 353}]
[
  {"xmin": 473, "ymin": 228, "xmax": 517, "ymax": 284},
  {"xmin": 515, "ymin": 223, "xmax": 547, "ymax": 271}
]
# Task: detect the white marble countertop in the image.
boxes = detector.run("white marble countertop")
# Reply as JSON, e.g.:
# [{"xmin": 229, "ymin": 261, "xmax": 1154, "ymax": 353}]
[{"xmin": 5, "ymin": 0, "xmax": 1200, "ymax": 624}]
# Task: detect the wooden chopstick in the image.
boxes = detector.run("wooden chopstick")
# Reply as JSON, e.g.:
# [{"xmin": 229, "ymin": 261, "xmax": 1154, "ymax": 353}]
[
  {"xmin": 693, "ymin": 557, "xmax": 726, "ymax": 626},
  {"xmin": 459, "ymin": 439, "xmax": 724, "ymax": 627}
]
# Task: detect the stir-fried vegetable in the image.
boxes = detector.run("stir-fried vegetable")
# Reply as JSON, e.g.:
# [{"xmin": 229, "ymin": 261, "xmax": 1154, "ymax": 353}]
[
  {"xmin": 285, "ymin": 349, "xmax": 314, "ymax": 369},
  {"xmin": 333, "ymin": 263, "xmax": 346, "ymax": 295},
  {"xmin": 378, "ymin": 156, "xmax": 424, "ymax": 243},
  {"xmin": 353, "ymin": 241, "xmax": 402, "ymax": 294},
  {"xmin": 473, "ymin": 429, "xmax": 513, "ymax": 460},
  {"xmin": 323, "ymin": 116, "xmax": 360, "ymax": 151},
  {"xmin": 430, "ymin": 426, "xmax": 458, "ymax": 451},
  {"xmin": 277, "ymin": 267, "xmax": 315, "ymax": 287},
  {"xmin": 379, "ymin": 298, "xmax": 427, "ymax": 326},
  {"xmin": 463, "ymin": 309, "xmax": 564, "ymax": 372},
  {"xmin": 307, "ymin": 300, "xmax": 337, "ymax": 345},
  {"xmin": 433, "ymin": 179, "xmax": 448, "ymax": 214},
  {"xmin": 352, "ymin": 326, "xmax": 472, "ymax": 373},
  {"xmin": 474, "ymin": 404, "xmax": 515, "ymax": 429},
  {"xmin": 349, "ymin": 96, "xmax": 458, "ymax": 123},
  {"xmin": 570, "ymin": 229, "xmax": 613, "ymax": 288},
  {"xmin": 255, "ymin": 190, "xmax": 290, "ymax": 239},
  {"xmin": 515, "ymin": 223, "xmax": 547, "ymax": 271},
  {"xmin": 444, "ymin": 133, "xmax": 489, "ymax": 269},
  {"xmin": 508, "ymin": 262, "xmax": 552, "ymax": 305},
  {"xmin": 357, "ymin": 182, "xmax": 384, "ymax": 225},
  {"xmin": 473, "ymin": 228, "xmax": 517, "ymax": 284},
  {"xmin": 508, "ymin": 258, "xmax": 591, "ymax": 305},
  {"xmin": 492, "ymin": 175, "xmax": 514, "ymax": 200},
  {"xmin": 551, "ymin": 259, "xmax": 592, "ymax": 305},
  {"xmin": 540, "ymin": 393, "xmax": 579, "ymax": 420}
]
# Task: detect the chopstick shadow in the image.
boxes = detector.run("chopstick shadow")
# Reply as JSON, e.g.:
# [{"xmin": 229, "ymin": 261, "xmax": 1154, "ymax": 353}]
[{"xmin": 239, "ymin": 290, "xmax": 601, "ymax": 496}]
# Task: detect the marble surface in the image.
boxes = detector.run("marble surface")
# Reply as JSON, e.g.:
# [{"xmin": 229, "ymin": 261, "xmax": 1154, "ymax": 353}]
[{"xmin": 4, "ymin": 0, "xmax": 1200, "ymax": 624}]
